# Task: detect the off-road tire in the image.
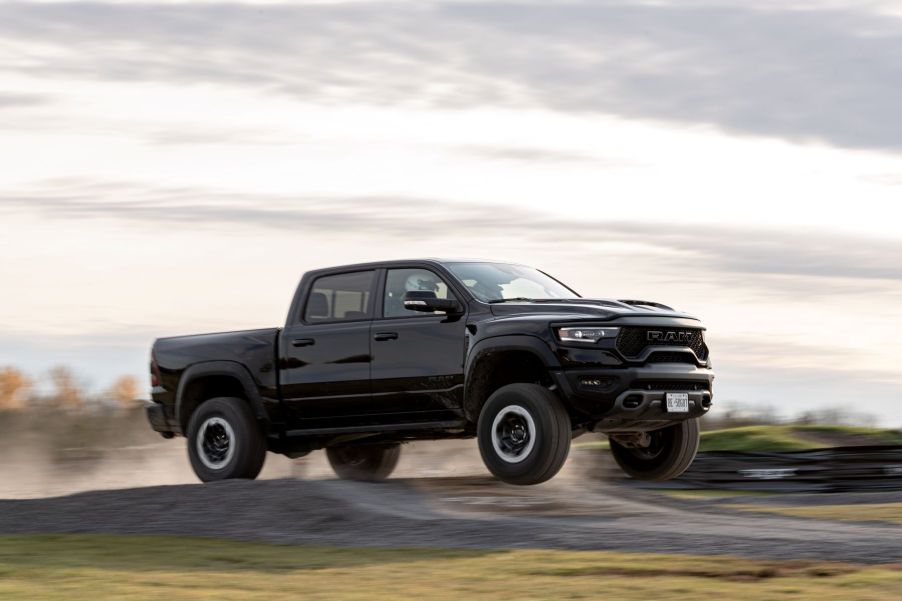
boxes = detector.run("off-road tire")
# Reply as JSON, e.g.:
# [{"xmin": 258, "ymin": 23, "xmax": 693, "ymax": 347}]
[
  {"xmin": 326, "ymin": 444, "xmax": 401, "ymax": 481},
  {"xmin": 477, "ymin": 383, "xmax": 571, "ymax": 485},
  {"xmin": 186, "ymin": 396, "xmax": 267, "ymax": 482},
  {"xmin": 609, "ymin": 418, "xmax": 700, "ymax": 481}
]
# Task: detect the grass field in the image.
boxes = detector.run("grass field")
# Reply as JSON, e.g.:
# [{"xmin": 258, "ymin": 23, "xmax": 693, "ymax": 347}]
[
  {"xmin": 0, "ymin": 535, "xmax": 900, "ymax": 600},
  {"xmin": 697, "ymin": 425, "xmax": 902, "ymax": 452},
  {"xmin": 725, "ymin": 502, "xmax": 902, "ymax": 525}
]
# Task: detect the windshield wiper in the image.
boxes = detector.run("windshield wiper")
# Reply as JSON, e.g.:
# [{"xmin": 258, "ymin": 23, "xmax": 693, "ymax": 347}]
[{"xmin": 487, "ymin": 297, "xmax": 534, "ymax": 304}]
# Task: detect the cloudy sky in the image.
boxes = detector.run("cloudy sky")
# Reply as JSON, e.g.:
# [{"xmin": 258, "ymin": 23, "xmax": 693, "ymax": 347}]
[{"xmin": 1, "ymin": 0, "xmax": 901, "ymax": 423}]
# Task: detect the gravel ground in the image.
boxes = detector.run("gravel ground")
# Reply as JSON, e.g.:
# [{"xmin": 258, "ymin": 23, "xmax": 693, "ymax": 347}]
[{"xmin": 1, "ymin": 441, "xmax": 901, "ymax": 564}]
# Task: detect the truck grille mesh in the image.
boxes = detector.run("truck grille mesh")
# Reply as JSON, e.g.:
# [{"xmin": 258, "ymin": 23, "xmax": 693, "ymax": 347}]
[
  {"xmin": 646, "ymin": 352, "xmax": 698, "ymax": 364},
  {"xmin": 616, "ymin": 327, "xmax": 708, "ymax": 360}
]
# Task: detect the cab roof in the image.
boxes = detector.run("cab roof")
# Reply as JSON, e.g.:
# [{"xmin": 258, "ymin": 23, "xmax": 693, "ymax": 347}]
[{"xmin": 304, "ymin": 258, "xmax": 528, "ymax": 275}]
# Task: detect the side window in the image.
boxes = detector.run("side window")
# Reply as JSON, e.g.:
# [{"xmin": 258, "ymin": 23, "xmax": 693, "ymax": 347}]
[
  {"xmin": 304, "ymin": 271, "xmax": 375, "ymax": 323},
  {"xmin": 383, "ymin": 268, "xmax": 455, "ymax": 318}
]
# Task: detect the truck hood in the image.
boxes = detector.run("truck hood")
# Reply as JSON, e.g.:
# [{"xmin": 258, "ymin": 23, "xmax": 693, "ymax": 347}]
[{"xmin": 488, "ymin": 298, "xmax": 697, "ymax": 321}]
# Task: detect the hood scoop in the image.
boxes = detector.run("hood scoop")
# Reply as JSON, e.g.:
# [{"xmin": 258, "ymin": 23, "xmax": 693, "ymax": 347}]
[{"xmin": 618, "ymin": 299, "xmax": 675, "ymax": 312}]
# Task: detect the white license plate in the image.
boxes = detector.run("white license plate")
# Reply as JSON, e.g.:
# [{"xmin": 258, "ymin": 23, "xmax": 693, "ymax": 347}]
[{"xmin": 665, "ymin": 393, "xmax": 689, "ymax": 413}]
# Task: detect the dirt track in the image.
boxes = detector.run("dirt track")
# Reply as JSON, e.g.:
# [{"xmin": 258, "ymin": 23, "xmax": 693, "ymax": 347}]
[{"xmin": 1, "ymin": 440, "xmax": 900, "ymax": 564}]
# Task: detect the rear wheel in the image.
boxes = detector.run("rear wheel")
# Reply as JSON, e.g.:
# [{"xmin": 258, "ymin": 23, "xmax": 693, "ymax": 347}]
[
  {"xmin": 609, "ymin": 418, "xmax": 700, "ymax": 481},
  {"xmin": 326, "ymin": 444, "xmax": 401, "ymax": 481},
  {"xmin": 186, "ymin": 397, "xmax": 267, "ymax": 482},
  {"xmin": 477, "ymin": 383, "xmax": 571, "ymax": 485}
]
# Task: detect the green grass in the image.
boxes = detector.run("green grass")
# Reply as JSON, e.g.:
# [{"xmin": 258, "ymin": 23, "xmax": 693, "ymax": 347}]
[
  {"xmin": 0, "ymin": 535, "xmax": 900, "ymax": 600},
  {"xmin": 699, "ymin": 425, "xmax": 902, "ymax": 452},
  {"xmin": 790, "ymin": 425, "xmax": 902, "ymax": 446},
  {"xmin": 698, "ymin": 426, "xmax": 814, "ymax": 452}
]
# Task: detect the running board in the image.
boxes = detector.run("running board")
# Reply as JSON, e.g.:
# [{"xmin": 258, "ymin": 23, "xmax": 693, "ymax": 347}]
[{"xmin": 284, "ymin": 419, "xmax": 467, "ymax": 438}]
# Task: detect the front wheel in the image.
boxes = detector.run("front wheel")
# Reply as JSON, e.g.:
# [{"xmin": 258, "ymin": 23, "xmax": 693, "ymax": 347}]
[
  {"xmin": 609, "ymin": 418, "xmax": 700, "ymax": 481},
  {"xmin": 477, "ymin": 383, "xmax": 572, "ymax": 485},
  {"xmin": 326, "ymin": 444, "xmax": 401, "ymax": 481}
]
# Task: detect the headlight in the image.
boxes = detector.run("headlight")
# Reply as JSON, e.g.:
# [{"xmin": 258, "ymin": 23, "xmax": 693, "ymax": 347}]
[{"xmin": 556, "ymin": 327, "xmax": 620, "ymax": 343}]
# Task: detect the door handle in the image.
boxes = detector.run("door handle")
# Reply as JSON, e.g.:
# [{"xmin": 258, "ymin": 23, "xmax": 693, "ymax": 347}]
[
  {"xmin": 291, "ymin": 338, "xmax": 316, "ymax": 347},
  {"xmin": 373, "ymin": 332, "xmax": 399, "ymax": 342}
]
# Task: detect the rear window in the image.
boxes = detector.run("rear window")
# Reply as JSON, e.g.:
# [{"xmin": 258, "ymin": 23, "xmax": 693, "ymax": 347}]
[{"xmin": 304, "ymin": 271, "xmax": 376, "ymax": 322}]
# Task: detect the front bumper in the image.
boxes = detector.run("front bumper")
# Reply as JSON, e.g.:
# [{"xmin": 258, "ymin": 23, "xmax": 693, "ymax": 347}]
[{"xmin": 553, "ymin": 364, "xmax": 714, "ymax": 432}]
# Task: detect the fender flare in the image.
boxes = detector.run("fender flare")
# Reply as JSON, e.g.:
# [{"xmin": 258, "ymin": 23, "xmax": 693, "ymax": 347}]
[
  {"xmin": 463, "ymin": 335, "xmax": 561, "ymax": 421},
  {"xmin": 175, "ymin": 361, "xmax": 269, "ymax": 429}
]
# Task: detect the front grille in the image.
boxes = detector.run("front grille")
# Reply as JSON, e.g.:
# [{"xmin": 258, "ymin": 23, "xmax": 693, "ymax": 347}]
[
  {"xmin": 616, "ymin": 327, "xmax": 708, "ymax": 360},
  {"xmin": 632, "ymin": 380, "xmax": 711, "ymax": 392},
  {"xmin": 647, "ymin": 351, "xmax": 698, "ymax": 364}
]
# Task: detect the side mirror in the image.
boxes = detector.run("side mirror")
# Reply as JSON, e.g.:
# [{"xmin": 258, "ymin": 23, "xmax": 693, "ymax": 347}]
[{"xmin": 403, "ymin": 290, "xmax": 461, "ymax": 313}]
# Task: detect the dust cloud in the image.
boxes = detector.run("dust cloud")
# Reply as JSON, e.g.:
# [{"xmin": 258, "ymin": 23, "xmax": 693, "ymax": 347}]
[{"xmin": 0, "ymin": 408, "xmax": 556, "ymax": 499}]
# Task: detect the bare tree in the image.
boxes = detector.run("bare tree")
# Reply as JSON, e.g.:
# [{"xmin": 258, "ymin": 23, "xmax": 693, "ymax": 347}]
[
  {"xmin": 48, "ymin": 365, "xmax": 84, "ymax": 409},
  {"xmin": 106, "ymin": 375, "xmax": 142, "ymax": 408},
  {"xmin": 0, "ymin": 366, "xmax": 32, "ymax": 410}
]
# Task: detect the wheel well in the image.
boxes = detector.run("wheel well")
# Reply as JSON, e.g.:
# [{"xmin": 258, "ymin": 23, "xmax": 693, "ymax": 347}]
[
  {"xmin": 178, "ymin": 375, "xmax": 248, "ymax": 430},
  {"xmin": 464, "ymin": 350, "xmax": 553, "ymax": 421}
]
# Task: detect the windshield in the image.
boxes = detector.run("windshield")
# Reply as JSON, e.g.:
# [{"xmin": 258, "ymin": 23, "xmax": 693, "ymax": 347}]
[{"xmin": 446, "ymin": 262, "xmax": 578, "ymax": 302}]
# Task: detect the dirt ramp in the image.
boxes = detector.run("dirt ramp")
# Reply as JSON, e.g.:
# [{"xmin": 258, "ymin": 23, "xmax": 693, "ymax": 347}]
[{"xmin": 2, "ymin": 476, "xmax": 902, "ymax": 563}]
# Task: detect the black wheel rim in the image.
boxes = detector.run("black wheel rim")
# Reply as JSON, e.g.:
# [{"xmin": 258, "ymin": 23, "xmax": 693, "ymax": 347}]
[
  {"xmin": 491, "ymin": 405, "xmax": 536, "ymax": 463},
  {"xmin": 196, "ymin": 417, "xmax": 235, "ymax": 470}
]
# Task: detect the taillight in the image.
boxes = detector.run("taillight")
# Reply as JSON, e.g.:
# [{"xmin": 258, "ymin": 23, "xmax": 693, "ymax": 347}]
[{"xmin": 150, "ymin": 352, "xmax": 161, "ymax": 387}]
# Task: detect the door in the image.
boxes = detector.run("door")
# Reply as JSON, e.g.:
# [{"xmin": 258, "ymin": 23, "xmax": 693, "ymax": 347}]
[
  {"xmin": 279, "ymin": 270, "xmax": 376, "ymax": 424},
  {"xmin": 369, "ymin": 267, "xmax": 468, "ymax": 418}
]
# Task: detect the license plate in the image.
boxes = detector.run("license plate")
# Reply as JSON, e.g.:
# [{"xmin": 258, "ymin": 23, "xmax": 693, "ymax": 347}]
[{"xmin": 665, "ymin": 393, "xmax": 689, "ymax": 413}]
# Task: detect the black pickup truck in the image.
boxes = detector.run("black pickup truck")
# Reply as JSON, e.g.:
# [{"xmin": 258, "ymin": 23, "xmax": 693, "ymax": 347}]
[{"xmin": 148, "ymin": 259, "xmax": 713, "ymax": 484}]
